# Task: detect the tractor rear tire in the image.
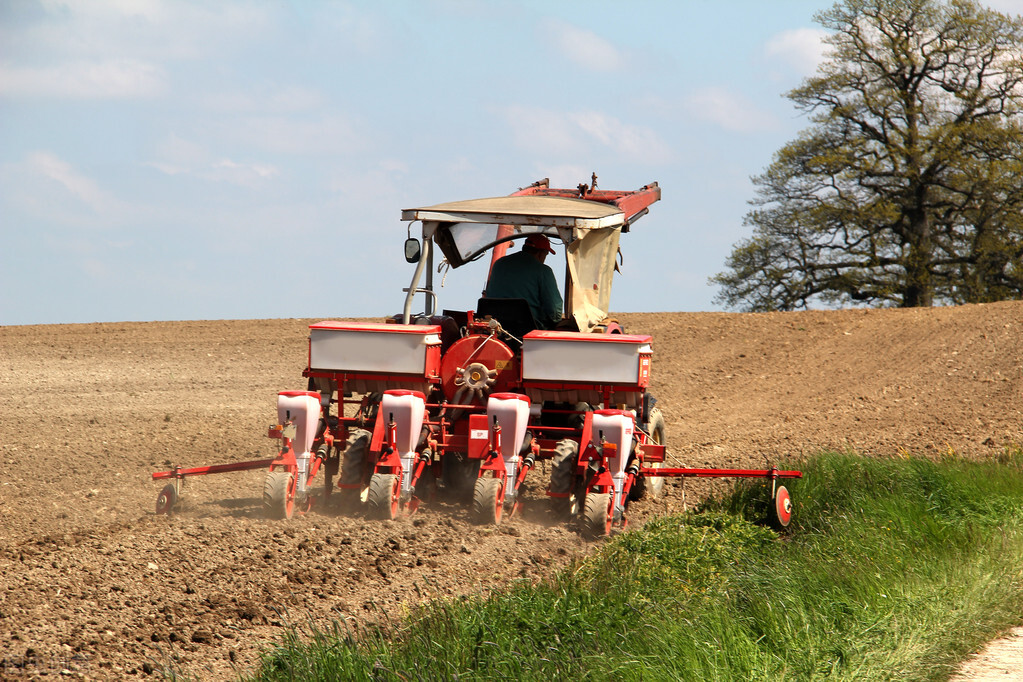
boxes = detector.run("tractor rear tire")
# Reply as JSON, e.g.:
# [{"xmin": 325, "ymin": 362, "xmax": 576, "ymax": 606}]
[
  {"xmin": 549, "ymin": 439, "xmax": 583, "ymax": 519},
  {"xmin": 582, "ymin": 491, "xmax": 613, "ymax": 539},
  {"xmin": 263, "ymin": 470, "xmax": 295, "ymax": 520},
  {"xmin": 471, "ymin": 477, "xmax": 505, "ymax": 525},
  {"xmin": 323, "ymin": 447, "xmax": 339, "ymax": 501},
  {"xmin": 630, "ymin": 408, "xmax": 666, "ymax": 501},
  {"xmin": 367, "ymin": 473, "xmax": 399, "ymax": 520},
  {"xmin": 338, "ymin": 429, "xmax": 371, "ymax": 511}
]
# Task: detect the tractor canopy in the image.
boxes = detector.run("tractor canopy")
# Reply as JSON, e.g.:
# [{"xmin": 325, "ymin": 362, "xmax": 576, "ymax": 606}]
[{"xmin": 401, "ymin": 180, "xmax": 660, "ymax": 333}]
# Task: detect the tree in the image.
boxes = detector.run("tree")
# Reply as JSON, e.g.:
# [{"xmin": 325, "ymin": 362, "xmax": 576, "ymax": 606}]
[{"xmin": 713, "ymin": 0, "xmax": 1023, "ymax": 311}]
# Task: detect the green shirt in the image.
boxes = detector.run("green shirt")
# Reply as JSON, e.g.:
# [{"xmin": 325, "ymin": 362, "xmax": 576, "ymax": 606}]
[{"xmin": 485, "ymin": 250, "xmax": 563, "ymax": 328}]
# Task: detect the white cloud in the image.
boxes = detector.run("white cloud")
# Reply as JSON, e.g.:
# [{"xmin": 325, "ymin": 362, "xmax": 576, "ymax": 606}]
[
  {"xmin": 568, "ymin": 111, "xmax": 671, "ymax": 161},
  {"xmin": 379, "ymin": 159, "xmax": 410, "ymax": 174},
  {"xmin": 0, "ymin": 0, "xmax": 275, "ymax": 102},
  {"xmin": 147, "ymin": 134, "xmax": 280, "ymax": 187},
  {"xmin": 539, "ymin": 18, "xmax": 627, "ymax": 72},
  {"xmin": 765, "ymin": 28, "xmax": 829, "ymax": 75},
  {"xmin": 502, "ymin": 106, "xmax": 587, "ymax": 156},
  {"xmin": 226, "ymin": 115, "xmax": 368, "ymax": 157},
  {"xmin": 151, "ymin": 134, "xmax": 210, "ymax": 170},
  {"xmin": 0, "ymin": 60, "xmax": 166, "ymax": 99},
  {"xmin": 205, "ymin": 159, "xmax": 280, "ymax": 187},
  {"xmin": 81, "ymin": 257, "xmax": 114, "ymax": 280},
  {"xmin": 326, "ymin": 161, "xmax": 410, "ymax": 210},
  {"xmin": 306, "ymin": 4, "xmax": 393, "ymax": 58},
  {"xmin": 0, "ymin": 1, "xmax": 273, "ymax": 102},
  {"xmin": 202, "ymin": 86, "xmax": 326, "ymax": 115},
  {"xmin": 501, "ymin": 106, "xmax": 671, "ymax": 163},
  {"xmin": 25, "ymin": 0, "xmax": 273, "ymax": 62},
  {"xmin": 684, "ymin": 87, "xmax": 779, "ymax": 133},
  {"xmin": 0, "ymin": 152, "xmax": 134, "ymax": 231},
  {"xmin": 40, "ymin": 0, "xmax": 165, "ymax": 22},
  {"xmin": 25, "ymin": 152, "xmax": 125, "ymax": 215},
  {"xmin": 543, "ymin": 165, "xmax": 593, "ymax": 189}
]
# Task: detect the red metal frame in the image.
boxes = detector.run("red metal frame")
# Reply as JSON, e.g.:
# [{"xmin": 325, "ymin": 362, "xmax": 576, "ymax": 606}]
[
  {"xmin": 487, "ymin": 179, "xmax": 661, "ymax": 275},
  {"xmin": 152, "ymin": 459, "xmax": 275, "ymax": 480},
  {"xmin": 477, "ymin": 422, "xmax": 507, "ymax": 480},
  {"xmin": 518, "ymin": 182, "xmax": 662, "ymax": 226},
  {"xmin": 643, "ymin": 467, "xmax": 803, "ymax": 480}
]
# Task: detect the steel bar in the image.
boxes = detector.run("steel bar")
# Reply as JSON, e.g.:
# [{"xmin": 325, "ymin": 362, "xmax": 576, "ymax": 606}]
[
  {"xmin": 152, "ymin": 458, "xmax": 275, "ymax": 480},
  {"xmin": 641, "ymin": 467, "xmax": 802, "ymax": 479}
]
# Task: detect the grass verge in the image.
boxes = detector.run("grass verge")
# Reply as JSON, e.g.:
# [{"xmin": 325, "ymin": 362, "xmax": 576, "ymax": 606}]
[{"xmin": 249, "ymin": 450, "xmax": 1023, "ymax": 681}]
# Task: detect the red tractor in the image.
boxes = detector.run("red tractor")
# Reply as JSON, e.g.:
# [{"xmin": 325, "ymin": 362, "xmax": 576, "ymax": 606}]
[{"xmin": 155, "ymin": 177, "xmax": 800, "ymax": 536}]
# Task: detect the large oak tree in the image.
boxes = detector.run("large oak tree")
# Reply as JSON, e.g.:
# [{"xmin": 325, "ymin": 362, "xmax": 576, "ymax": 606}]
[{"xmin": 713, "ymin": 0, "xmax": 1023, "ymax": 311}]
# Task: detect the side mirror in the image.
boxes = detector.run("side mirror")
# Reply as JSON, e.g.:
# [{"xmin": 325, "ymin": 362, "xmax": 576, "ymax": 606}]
[{"xmin": 404, "ymin": 238, "xmax": 421, "ymax": 263}]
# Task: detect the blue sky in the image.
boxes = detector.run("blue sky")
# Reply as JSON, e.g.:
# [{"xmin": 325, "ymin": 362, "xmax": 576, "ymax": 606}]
[{"xmin": 3, "ymin": 0, "xmax": 1021, "ymax": 326}]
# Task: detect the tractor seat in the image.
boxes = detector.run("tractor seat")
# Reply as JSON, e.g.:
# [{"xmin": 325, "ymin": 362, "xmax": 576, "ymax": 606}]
[{"xmin": 476, "ymin": 297, "xmax": 538, "ymax": 344}]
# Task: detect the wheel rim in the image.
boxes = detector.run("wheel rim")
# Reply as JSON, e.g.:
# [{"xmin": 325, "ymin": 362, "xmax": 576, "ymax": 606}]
[
  {"xmin": 390, "ymin": 473, "xmax": 401, "ymax": 519},
  {"xmin": 646, "ymin": 409, "xmax": 666, "ymax": 499},
  {"xmin": 284, "ymin": 472, "xmax": 296, "ymax": 519},
  {"xmin": 493, "ymin": 477, "xmax": 505, "ymax": 524},
  {"xmin": 774, "ymin": 485, "xmax": 792, "ymax": 527},
  {"xmin": 603, "ymin": 491, "xmax": 614, "ymax": 535}
]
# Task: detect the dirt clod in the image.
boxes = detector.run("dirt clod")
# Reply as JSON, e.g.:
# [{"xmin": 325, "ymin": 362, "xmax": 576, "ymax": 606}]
[{"xmin": 190, "ymin": 630, "xmax": 213, "ymax": 644}]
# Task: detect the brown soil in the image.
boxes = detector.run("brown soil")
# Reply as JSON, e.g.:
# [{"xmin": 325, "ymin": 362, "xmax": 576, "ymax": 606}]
[{"xmin": 1, "ymin": 302, "xmax": 1021, "ymax": 680}]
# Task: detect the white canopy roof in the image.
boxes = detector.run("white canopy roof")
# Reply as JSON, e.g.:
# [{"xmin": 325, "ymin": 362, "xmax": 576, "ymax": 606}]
[{"xmin": 401, "ymin": 196, "xmax": 625, "ymax": 230}]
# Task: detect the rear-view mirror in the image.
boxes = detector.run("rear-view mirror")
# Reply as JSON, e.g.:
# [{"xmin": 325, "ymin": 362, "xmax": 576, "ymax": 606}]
[{"xmin": 404, "ymin": 238, "xmax": 421, "ymax": 263}]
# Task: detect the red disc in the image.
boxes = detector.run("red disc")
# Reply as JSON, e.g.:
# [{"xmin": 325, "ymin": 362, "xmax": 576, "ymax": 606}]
[
  {"xmin": 155, "ymin": 484, "xmax": 177, "ymax": 515},
  {"xmin": 774, "ymin": 485, "xmax": 793, "ymax": 527}
]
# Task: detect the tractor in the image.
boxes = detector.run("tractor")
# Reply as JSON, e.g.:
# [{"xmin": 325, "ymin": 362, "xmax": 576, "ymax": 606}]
[{"xmin": 155, "ymin": 176, "xmax": 800, "ymax": 536}]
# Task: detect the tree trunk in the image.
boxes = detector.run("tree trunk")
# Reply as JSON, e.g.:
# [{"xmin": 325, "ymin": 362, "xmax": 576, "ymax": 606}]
[{"xmin": 901, "ymin": 201, "xmax": 934, "ymax": 308}]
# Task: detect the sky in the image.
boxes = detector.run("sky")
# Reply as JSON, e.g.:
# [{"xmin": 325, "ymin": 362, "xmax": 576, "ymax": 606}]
[{"xmin": 3, "ymin": 0, "xmax": 1022, "ymax": 326}]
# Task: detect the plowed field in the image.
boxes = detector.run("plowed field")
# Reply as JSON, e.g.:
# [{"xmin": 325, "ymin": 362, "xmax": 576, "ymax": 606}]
[{"xmin": 2, "ymin": 302, "xmax": 1021, "ymax": 679}]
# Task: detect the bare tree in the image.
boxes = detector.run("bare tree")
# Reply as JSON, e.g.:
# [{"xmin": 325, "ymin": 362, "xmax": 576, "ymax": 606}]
[{"xmin": 713, "ymin": 0, "xmax": 1023, "ymax": 311}]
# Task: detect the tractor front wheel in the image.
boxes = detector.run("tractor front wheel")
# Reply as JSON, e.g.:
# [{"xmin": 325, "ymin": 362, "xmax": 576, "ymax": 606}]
[
  {"xmin": 471, "ymin": 476, "xmax": 505, "ymax": 525},
  {"xmin": 582, "ymin": 491, "xmax": 613, "ymax": 539},
  {"xmin": 263, "ymin": 470, "xmax": 295, "ymax": 520},
  {"xmin": 367, "ymin": 473, "xmax": 400, "ymax": 520}
]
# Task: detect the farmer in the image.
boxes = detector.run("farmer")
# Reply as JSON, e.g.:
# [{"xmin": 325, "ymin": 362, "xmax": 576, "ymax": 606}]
[{"xmin": 485, "ymin": 233, "xmax": 563, "ymax": 329}]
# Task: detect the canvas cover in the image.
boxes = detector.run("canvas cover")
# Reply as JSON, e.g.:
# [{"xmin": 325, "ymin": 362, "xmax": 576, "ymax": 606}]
[{"xmin": 565, "ymin": 227, "xmax": 621, "ymax": 332}]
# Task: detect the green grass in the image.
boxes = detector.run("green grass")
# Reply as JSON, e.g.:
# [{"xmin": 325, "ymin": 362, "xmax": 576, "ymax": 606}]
[{"xmin": 249, "ymin": 450, "xmax": 1023, "ymax": 681}]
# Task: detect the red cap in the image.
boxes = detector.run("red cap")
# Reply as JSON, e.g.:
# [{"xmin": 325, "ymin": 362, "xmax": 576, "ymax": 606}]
[{"xmin": 524, "ymin": 234, "xmax": 555, "ymax": 254}]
